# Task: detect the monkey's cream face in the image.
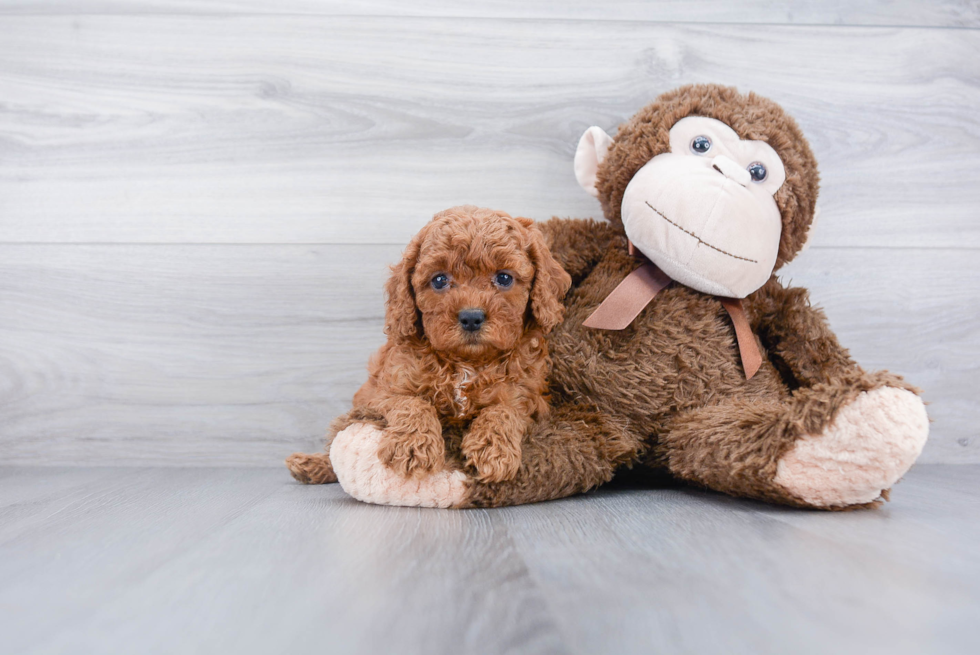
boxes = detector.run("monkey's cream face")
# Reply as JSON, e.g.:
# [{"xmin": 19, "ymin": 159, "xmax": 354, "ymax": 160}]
[{"xmin": 619, "ymin": 117, "xmax": 786, "ymax": 298}]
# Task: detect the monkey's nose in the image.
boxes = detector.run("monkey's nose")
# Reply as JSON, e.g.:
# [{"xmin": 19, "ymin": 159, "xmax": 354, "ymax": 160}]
[
  {"xmin": 711, "ymin": 155, "xmax": 750, "ymax": 186},
  {"xmin": 458, "ymin": 308, "xmax": 486, "ymax": 332}
]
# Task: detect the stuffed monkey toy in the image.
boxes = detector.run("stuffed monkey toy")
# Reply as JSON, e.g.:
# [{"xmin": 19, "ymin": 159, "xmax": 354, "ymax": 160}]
[{"xmin": 302, "ymin": 84, "xmax": 929, "ymax": 510}]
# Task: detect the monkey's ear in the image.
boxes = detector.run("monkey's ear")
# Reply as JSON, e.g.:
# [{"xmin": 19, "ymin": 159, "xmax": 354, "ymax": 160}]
[
  {"xmin": 384, "ymin": 233, "xmax": 424, "ymax": 340},
  {"xmin": 574, "ymin": 126, "xmax": 614, "ymax": 198}
]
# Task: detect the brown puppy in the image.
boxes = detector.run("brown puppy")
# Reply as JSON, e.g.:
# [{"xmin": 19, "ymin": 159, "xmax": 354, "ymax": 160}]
[{"xmin": 287, "ymin": 205, "xmax": 571, "ymax": 484}]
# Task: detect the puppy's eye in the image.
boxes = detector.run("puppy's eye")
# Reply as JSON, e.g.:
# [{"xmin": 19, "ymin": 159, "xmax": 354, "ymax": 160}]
[
  {"xmin": 494, "ymin": 272, "xmax": 514, "ymax": 289},
  {"xmin": 431, "ymin": 274, "xmax": 450, "ymax": 290}
]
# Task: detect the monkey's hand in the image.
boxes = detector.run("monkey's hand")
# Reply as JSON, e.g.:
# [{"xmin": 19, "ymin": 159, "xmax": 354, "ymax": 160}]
[{"xmin": 536, "ymin": 217, "xmax": 623, "ymax": 282}]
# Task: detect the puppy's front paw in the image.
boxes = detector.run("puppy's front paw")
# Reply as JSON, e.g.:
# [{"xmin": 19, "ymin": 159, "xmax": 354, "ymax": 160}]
[
  {"xmin": 378, "ymin": 426, "xmax": 445, "ymax": 478},
  {"xmin": 462, "ymin": 427, "xmax": 522, "ymax": 484}
]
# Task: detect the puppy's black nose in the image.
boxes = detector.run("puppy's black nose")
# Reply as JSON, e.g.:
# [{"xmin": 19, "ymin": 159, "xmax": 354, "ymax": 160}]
[{"xmin": 458, "ymin": 308, "xmax": 485, "ymax": 332}]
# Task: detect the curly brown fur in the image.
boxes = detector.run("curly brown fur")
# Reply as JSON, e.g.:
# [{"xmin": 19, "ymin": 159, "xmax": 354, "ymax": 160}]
[
  {"xmin": 287, "ymin": 206, "xmax": 571, "ymax": 484},
  {"xmin": 285, "ymin": 452, "xmax": 337, "ymax": 484}
]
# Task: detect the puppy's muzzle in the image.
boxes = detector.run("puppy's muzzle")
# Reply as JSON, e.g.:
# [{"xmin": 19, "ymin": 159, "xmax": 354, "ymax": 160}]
[{"xmin": 458, "ymin": 308, "xmax": 485, "ymax": 332}]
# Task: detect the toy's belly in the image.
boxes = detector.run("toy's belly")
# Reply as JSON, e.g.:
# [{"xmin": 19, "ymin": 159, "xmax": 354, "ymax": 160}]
[{"xmin": 549, "ymin": 271, "xmax": 756, "ymax": 438}]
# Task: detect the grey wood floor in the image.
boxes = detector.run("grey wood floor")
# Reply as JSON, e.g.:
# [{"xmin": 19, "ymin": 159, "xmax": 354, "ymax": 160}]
[{"xmin": 1, "ymin": 464, "xmax": 977, "ymax": 655}]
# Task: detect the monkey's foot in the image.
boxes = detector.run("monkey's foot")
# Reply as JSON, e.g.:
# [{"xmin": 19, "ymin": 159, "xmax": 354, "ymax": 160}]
[
  {"xmin": 329, "ymin": 423, "xmax": 469, "ymax": 508},
  {"xmin": 774, "ymin": 387, "xmax": 929, "ymax": 508}
]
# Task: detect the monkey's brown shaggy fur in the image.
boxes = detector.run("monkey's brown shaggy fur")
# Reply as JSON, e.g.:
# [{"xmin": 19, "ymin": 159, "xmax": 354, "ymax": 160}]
[
  {"xmin": 442, "ymin": 84, "xmax": 920, "ymax": 509},
  {"xmin": 287, "ymin": 205, "xmax": 571, "ymax": 485}
]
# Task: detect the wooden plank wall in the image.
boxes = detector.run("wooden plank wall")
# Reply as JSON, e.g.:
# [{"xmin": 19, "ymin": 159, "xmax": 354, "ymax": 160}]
[{"xmin": 1, "ymin": 1, "xmax": 977, "ymax": 465}]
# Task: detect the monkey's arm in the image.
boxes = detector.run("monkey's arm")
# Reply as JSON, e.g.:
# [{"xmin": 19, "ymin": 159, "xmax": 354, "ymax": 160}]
[
  {"xmin": 745, "ymin": 276, "xmax": 860, "ymax": 387},
  {"xmin": 536, "ymin": 217, "xmax": 624, "ymax": 283}
]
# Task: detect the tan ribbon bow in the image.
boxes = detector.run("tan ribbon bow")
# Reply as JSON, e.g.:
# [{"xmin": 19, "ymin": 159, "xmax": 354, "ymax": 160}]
[{"xmin": 582, "ymin": 246, "xmax": 762, "ymax": 380}]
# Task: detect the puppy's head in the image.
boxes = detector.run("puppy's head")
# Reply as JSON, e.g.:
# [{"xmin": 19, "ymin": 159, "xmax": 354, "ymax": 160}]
[{"xmin": 385, "ymin": 206, "xmax": 571, "ymax": 360}]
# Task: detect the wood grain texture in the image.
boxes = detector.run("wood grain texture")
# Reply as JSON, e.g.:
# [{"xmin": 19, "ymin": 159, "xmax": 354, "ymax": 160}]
[
  {"xmin": 0, "ymin": 8, "xmax": 976, "ymax": 469},
  {"xmin": 0, "ymin": 467, "xmax": 567, "ymax": 655},
  {"xmin": 1, "ymin": 16, "xmax": 978, "ymax": 247},
  {"xmin": 0, "ymin": 244, "xmax": 975, "ymax": 465},
  {"xmin": 497, "ymin": 464, "xmax": 980, "ymax": 655},
  {"xmin": 1, "ymin": 465, "xmax": 977, "ymax": 655},
  {"xmin": 0, "ymin": 244, "xmax": 396, "ymax": 465},
  {"xmin": 0, "ymin": 0, "xmax": 977, "ymax": 27}
]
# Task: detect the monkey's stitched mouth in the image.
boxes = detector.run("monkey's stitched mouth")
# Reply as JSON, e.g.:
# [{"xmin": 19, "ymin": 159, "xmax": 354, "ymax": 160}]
[{"xmin": 645, "ymin": 202, "xmax": 758, "ymax": 264}]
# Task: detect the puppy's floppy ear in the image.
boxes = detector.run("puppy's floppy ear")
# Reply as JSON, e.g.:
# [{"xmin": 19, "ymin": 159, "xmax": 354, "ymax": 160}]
[
  {"xmin": 522, "ymin": 219, "xmax": 572, "ymax": 333},
  {"xmin": 384, "ymin": 230, "xmax": 424, "ymax": 340}
]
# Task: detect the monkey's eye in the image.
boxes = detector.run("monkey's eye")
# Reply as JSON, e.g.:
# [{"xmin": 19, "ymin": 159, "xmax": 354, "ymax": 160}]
[
  {"xmin": 690, "ymin": 135, "xmax": 712, "ymax": 154},
  {"xmin": 494, "ymin": 271, "xmax": 514, "ymax": 289},
  {"xmin": 747, "ymin": 162, "xmax": 768, "ymax": 182},
  {"xmin": 431, "ymin": 273, "xmax": 450, "ymax": 290}
]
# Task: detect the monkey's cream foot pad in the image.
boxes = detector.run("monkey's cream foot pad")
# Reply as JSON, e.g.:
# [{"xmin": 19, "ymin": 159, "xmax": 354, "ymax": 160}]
[
  {"xmin": 774, "ymin": 388, "xmax": 930, "ymax": 507},
  {"xmin": 330, "ymin": 423, "xmax": 469, "ymax": 508}
]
